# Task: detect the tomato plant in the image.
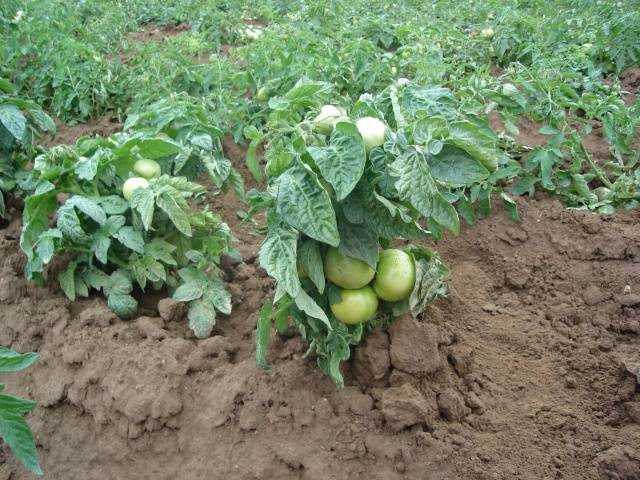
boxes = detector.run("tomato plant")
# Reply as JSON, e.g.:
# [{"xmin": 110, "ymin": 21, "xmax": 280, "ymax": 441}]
[
  {"xmin": 251, "ymin": 81, "xmax": 525, "ymax": 385},
  {"xmin": 0, "ymin": 81, "xmax": 55, "ymax": 218},
  {"xmin": 20, "ymin": 106, "xmax": 239, "ymax": 337},
  {"xmin": 0, "ymin": 347, "xmax": 42, "ymax": 476}
]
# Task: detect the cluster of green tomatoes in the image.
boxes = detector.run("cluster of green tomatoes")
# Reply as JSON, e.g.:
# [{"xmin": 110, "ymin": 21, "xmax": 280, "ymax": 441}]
[
  {"xmin": 122, "ymin": 159, "xmax": 161, "ymax": 200},
  {"xmin": 323, "ymin": 248, "xmax": 416, "ymax": 325}
]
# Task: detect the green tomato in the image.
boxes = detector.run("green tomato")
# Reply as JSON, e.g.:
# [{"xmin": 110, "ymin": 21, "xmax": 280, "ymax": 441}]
[
  {"xmin": 356, "ymin": 116, "xmax": 386, "ymax": 152},
  {"xmin": 256, "ymin": 87, "xmax": 270, "ymax": 102},
  {"xmin": 330, "ymin": 286, "xmax": 379, "ymax": 325},
  {"xmin": 123, "ymin": 177, "xmax": 149, "ymax": 201},
  {"xmin": 481, "ymin": 28, "xmax": 495, "ymax": 39},
  {"xmin": 372, "ymin": 249, "xmax": 416, "ymax": 302},
  {"xmin": 593, "ymin": 187, "xmax": 612, "ymax": 201},
  {"xmin": 324, "ymin": 247, "xmax": 375, "ymax": 289},
  {"xmin": 313, "ymin": 105, "xmax": 345, "ymax": 135},
  {"xmin": 133, "ymin": 159, "xmax": 161, "ymax": 179},
  {"xmin": 501, "ymin": 83, "xmax": 518, "ymax": 97}
]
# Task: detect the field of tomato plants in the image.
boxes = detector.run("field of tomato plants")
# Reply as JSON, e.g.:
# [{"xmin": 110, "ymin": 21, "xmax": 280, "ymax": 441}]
[{"xmin": 1, "ymin": 0, "xmax": 639, "ymax": 478}]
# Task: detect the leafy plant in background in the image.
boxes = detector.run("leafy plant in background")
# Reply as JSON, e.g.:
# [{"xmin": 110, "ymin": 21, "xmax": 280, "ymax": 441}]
[
  {"xmin": 124, "ymin": 94, "xmax": 245, "ymax": 197},
  {"xmin": 0, "ymin": 80, "xmax": 55, "ymax": 218},
  {"xmin": 251, "ymin": 79, "xmax": 518, "ymax": 385},
  {"xmin": 0, "ymin": 347, "xmax": 42, "ymax": 476}
]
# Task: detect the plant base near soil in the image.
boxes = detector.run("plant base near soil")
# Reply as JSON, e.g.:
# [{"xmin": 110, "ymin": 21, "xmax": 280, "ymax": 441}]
[{"xmin": 1, "ymin": 194, "xmax": 639, "ymax": 480}]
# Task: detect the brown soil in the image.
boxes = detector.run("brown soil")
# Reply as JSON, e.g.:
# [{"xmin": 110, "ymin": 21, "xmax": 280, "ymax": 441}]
[
  {"xmin": 127, "ymin": 23, "xmax": 191, "ymax": 44},
  {"xmin": 1, "ymin": 185, "xmax": 639, "ymax": 479},
  {"xmin": 243, "ymin": 18, "xmax": 268, "ymax": 27},
  {"xmin": 619, "ymin": 68, "xmax": 640, "ymax": 107},
  {"xmin": 40, "ymin": 115, "xmax": 123, "ymax": 147}
]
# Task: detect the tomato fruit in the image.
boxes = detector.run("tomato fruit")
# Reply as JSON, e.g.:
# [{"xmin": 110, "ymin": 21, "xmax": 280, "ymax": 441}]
[
  {"xmin": 122, "ymin": 177, "xmax": 149, "ymax": 201},
  {"xmin": 330, "ymin": 286, "xmax": 379, "ymax": 325},
  {"xmin": 356, "ymin": 116, "xmax": 386, "ymax": 152},
  {"xmin": 372, "ymin": 249, "xmax": 416, "ymax": 302},
  {"xmin": 313, "ymin": 105, "xmax": 345, "ymax": 135},
  {"xmin": 256, "ymin": 87, "xmax": 270, "ymax": 102},
  {"xmin": 324, "ymin": 247, "xmax": 375, "ymax": 289},
  {"xmin": 133, "ymin": 159, "xmax": 161, "ymax": 179}
]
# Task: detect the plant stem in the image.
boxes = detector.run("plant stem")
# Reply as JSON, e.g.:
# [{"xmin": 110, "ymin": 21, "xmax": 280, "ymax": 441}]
[{"xmin": 580, "ymin": 140, "xmax": 613, "ymax": 189}]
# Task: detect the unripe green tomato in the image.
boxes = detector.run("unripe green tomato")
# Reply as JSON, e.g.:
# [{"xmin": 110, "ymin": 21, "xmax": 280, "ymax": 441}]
[
  {"xmin": 502, "ymin": 83, "xmax": 518, "ymax": 97},
  {"xmin": 372, "ymin": 249, "xmax": 416, "ymax": 302},
  {"xmin": 481, "ymin": 28, "xmax": 495, "ymax": 39},
  {"xmin": 313, "ymin": 105, "xmax": 345, "ymax": 135},
  {"xmin": 356, "ymin": 116, "xmax": 386, "ymax": 152},
  {"xmin": 123, "ymin": 177, "xmax": 149, "ymax": 201},
  {"xmin": 133, "ymin": 159, "xmax": 161, "ymax": 179},
  {"xmin": 324, "ymin": 247, "xmax": 375, "ymax": 289},
  {"xmin": 593, "ymin": 187, "xmax": 612, "ymax": 201},
  {"xmin": 330, "ymin": 286, "xmax": 379, "ymax": 325},
  {"xmin": 256, "ymin": 87, "xmax": 270, "ymax": 101}
]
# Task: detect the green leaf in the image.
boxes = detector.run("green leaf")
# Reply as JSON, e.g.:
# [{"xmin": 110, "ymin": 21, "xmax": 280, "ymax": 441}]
[
  {"xmin": 307, "ymin": 122, "xmax": 366, "ymax": 201},
  {"xmin": 0, "ymin": 401, "xmax": 43, "ymax": 475},
  {"xmin": 107, "ymin": 293, "xmax": 138, "ymax": 318},
  {"xmin": 298, "ymin": 238, "xmax": 325, "ymax": 294},
  {"xmin": 407, "ymin": 246, "xmax": 448, "ymax": 317},
  {"xmin": 510, "ymin": 176, "xmax": 538, "ymax": 196},
  {"xmin": 173, "ymin": 283, "xmax": 204, "ymax": 302},
  {"xmin": 74, "ymin": 155, "xmax": 98, "ymax": 181},
  {"xmin": 145, "ymin": 239, "xmax": 177, "ymax": 265},
  {"xmin": 276, "ymin": 162, "xmax": 339, "ymax": 246},
  {"xmin": 0, "ymin": 348, "xmax": 38, "ymax": 373},
  {"xmin": 97, "ymin": 196, "xmax": 129, "ymax": 215},
  {"xmin": 188, "ymin": 299, "xmax": 216, "ymax": 338},
  {"xmin": 114, "ymin": 227, "xmax": 145, "ymax": 254},
  {"xmin": 477, "ymin": 187, "xmax": 492, "ymax": 218},
  {"xmin": 429, "ymin": 145, "xmax": 490, "ymax": 186},
  {"xmin": 501, "ymin": 192, "xmax": 520, "ymax": 222},
  {"xmin": 131, "ymin": 188, "xmax": 155, "ymax": 231},
  {"xmin": 390, "ymin": 149, "xmax": 459, "ymax": 234},
  {"xmin": 336, "ymin": 213, "xmax": 379, "ymax": 269},
  {"xmin": 269, "ymin": 78, "xmax": 333, "ymax": 111},
  {"xmin": 294, "ymin": 289, "xmax": 331, "ymax": 329},
  {"xmin": 342, "ymin": 182, "xmax": 426, "ymax": 241},
  {"xmin": 246, "ymin": 140, "xmax": 263, "ymax": 183},
  {"xmin": 103, "ymin": 215, "xmax": 126, "ymax": 235},
  {"xmin": 92, "ymin": 234, "xmax": 111, "ymax": 264},
  {"xmin": 204, "ymin": 279, "xmax": 232, "ymax": 315},
  {"xmin": 431, "ymin": 194, "xmax": 460, "ymax": 235},
  {"xmin": 137, "ymin": 138, "xmax": 181, "ymax": 159},
  {"xmin": 0, "ymin": 104, "xmax": 26, "ymax": 141},
  {"xmin": 259, "ymin": 223, "xmax": 300, "ymax": 299},
  {"xmin": 57, "ymin": 205, "xmax": 89, "ymax": 243},
  {"xmin": 34, "ymin": 229, "xmax": 62, "ymax": 264},
  {"xmin": 448, "ymin": 121, "xmax": 498, "ymax": 172},
  {"xmin": 20, "ymin": 185, "xmax": 57, "ymax": 271},
  {"xmin": 457, "ymin": 195, "xmax": 475, "ymax": 225},
  {"xmin": 0, "ymin": 394, "xmax": 36, "ymax": 414},
  {"xmin": 0, "ymin": 78, "xmax": 14, "ymax": 93},
  {"xmin": 58, "ymin": 263, "xmax": 77, "ymax": 300},
  {"xmin": 256, "ymin": 300, "xmax": 273, "ymax": 370},
  {"xmin": 156, "ymin": 192, "xmax": 192, "ymax": 236},
  {"xmin": 66, "ymin": 196, "xmax": 107, "ymax": 225}
]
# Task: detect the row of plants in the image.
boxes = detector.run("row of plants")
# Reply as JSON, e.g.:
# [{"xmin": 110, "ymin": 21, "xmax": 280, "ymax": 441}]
[{"xmin": 1, "ymin": 0, "xmax": 638, "ymax": 475}]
